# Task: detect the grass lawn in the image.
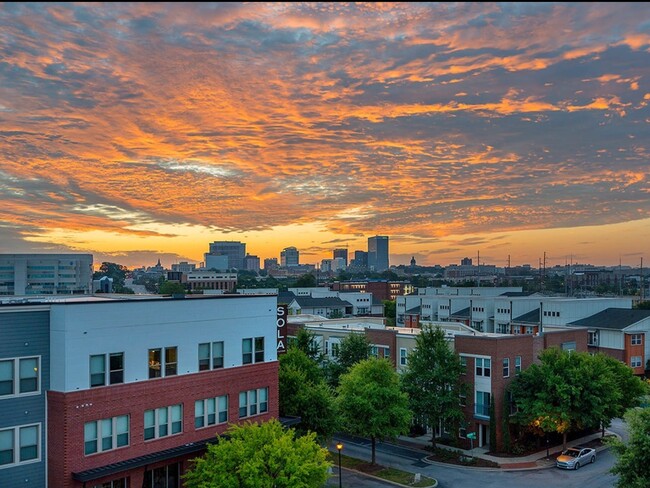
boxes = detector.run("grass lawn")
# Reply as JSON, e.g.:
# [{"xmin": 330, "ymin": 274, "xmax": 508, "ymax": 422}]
[{"xmin": 329, "ymin": 453, "xmax": 436, "ymax": 487}]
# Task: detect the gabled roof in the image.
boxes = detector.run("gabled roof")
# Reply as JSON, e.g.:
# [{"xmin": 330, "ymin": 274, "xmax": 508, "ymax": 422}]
[
  {"xmin": 513, "ymin": 308, "xmax": 540, "ymax": 324},
  {"xmin": 567, "ymin": 308, "xmax": 650, "ymax": 330},
  {"xmin": 451, "ymin": 306, "xmax": 470, "ymax": 318},
  {"xmin": 292, "ymin": 296, "xmax": 353, "ymax": 308},
  {"xmin": 277, "ymin": 291, "xmax": 296, "ymax": 304},
  {"xmin": 406, "ymin": 305, "xmax": 421, "ymax": 314}
]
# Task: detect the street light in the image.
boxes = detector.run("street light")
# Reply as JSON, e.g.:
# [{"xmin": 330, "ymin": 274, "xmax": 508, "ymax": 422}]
[{"xmin": 336, "ymin": 441, "xmax": 343, "ymax": 488}]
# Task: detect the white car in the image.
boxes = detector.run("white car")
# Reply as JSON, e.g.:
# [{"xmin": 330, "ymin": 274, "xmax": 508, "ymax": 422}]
[{"xmin": 556, "ymin": 446, "xmax": 596, "ymax": 470}]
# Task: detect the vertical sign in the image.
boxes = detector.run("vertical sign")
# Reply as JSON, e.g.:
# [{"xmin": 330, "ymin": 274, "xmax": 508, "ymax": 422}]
[{"xmin": 276, "ymin": 304, "xmax": 288, "ymax": 355}]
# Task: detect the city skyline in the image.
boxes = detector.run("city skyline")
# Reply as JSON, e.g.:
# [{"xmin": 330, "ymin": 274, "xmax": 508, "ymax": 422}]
[{"xmin": 1, "ymin": 3, "xmax": 649, "ymax": 269}]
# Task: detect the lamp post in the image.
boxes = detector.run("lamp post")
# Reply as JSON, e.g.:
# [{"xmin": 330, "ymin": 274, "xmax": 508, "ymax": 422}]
[
  {"xmin": 546, "ymin": 438, "xmax": 550, "ymax": 459},
  {"xmin": 336, "ymin": 441, "xmax": 343, "ymax": 488}
]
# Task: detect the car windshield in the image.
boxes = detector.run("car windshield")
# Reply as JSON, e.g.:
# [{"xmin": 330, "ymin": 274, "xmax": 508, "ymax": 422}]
[{"xmin": 563, "ymin": 449, "xmax": 580, "ymax": 457}]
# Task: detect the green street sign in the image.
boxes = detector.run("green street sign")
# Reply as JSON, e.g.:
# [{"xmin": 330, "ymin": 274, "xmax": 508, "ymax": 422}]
[{"xmin": 467, "ymin": 432, "xmax": 476, "ymax": 439}]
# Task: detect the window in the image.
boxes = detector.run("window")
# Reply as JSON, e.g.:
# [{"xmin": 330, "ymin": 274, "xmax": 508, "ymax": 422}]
[
  {"xmin": 507, "ymin": 391, "xmax": 518, "ymax": 415},
  {"xmin": 144, "ymin": 405, "xmax": 182, "ymax": 440},
  {"xmin": 370, "ymin": 346, "xmax": 378, "ymax": 358},
  {"xmin": 631, "ymin": 334, "xmax": 643, "ymax": 346},
  {"xmin": 399, "ymin": 348, "xmax": 408, "ymax": 366},
  {"xmin": 588, "ymin": 331, "xmax": 599, "ymax": 346},
  {"xmin": 198, "ymin": 341, "xmax": 224, "ymax": 371},
  {"xmin": 459, "ymin": 356, "xmax": 467, "ymax": 374},
  {"xmin": 331, "ymin": 342, "xmax": 340, "ymax": 358},
  {"xmin": 90, "ymin": 353, "xmax": 124, "ymax": 387},
  {"xmin": 90, "ymin": 355, "xmax": 106, "ymax": 387},
  {"xmin": 631, "ymin": 356, "xmax": 642, "ymax": 368},
  {"xmin": 0, "ymin": 424, "xmax": 40, "ymax": 467},
  {"xmin": 84, "ymin": 416, "xmax": 129, "ymax": 455},
  {"xmin": 502, "ymin": 358, "xmax": 510, "ymax": 378},
  {"xmin": 515, "ymin": 356, "xmax": 521, "ymax": 374},
  {"xmin": 242, "ymin": 337, "xmax": 264, "ymax": 365},
  {"xmin": 459, "ymin": 391, "xmax": 466, "ymax": 407},
  {"xmin": 239, "ymin": 387, "xmax": 268, "ymax": 418},
  {"xmin": 475, "ymin": 391, "xmax": 490, "ymax": 418},
  {"xmin": 475, "ymin": 358, "xmax": 491, "ymax": 377},
  {"xmin": 148, "ymin": 347, "xmax": 177, "ymax": 378},
  {"xmin": 195, "ymin": 395, "xmax": 228, "ymax": 428},
  {"xmin": 561, "ymin": 341, "xmax": 576, "ymax": 352},
  {"xmin": 459, "ymin": 427, "xmax": 467, "ymax": 439},
  {"xmin": 143, "ymin": 462, "xmax": 180, "ymax": 488},
  {"xmin": 0, "ymin": 357, "xmax": 39, "ymax": 397}
]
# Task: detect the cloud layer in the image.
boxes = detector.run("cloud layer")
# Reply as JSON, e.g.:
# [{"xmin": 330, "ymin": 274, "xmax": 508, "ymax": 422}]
[{"xmin": 0, "ymin": 3, "xmax": 649, "ymax": 266}]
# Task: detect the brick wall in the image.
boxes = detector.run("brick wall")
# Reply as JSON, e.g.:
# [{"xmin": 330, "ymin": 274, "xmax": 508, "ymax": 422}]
[{"xmin": 48, "ymin": 361, "xmax": 278, "ymax": 487}]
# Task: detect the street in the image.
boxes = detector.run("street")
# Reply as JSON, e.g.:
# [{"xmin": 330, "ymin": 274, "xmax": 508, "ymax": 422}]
[{"xmin": 327, "ymin": 420, "xmax": 627, "ymax": 488}]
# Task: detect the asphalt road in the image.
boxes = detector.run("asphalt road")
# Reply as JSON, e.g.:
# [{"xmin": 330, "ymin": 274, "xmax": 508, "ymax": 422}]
[{"xmin": 327, "ymin": 420, "xmax": 627, "ymax": 488}]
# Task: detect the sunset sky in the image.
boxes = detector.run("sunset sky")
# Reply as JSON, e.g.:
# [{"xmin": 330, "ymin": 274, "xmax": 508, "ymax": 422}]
[{"xmin": 1, "ymin": 2, "xmax": 649, "ymax": 269}]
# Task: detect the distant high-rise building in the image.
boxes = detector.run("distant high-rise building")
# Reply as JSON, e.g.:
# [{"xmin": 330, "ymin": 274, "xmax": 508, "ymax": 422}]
[
  {"xmin": 243, "ymin": 254, "xmax": 261, "ymax": 272},
  {"xmin": 350, "ymin": 250, "xmax": 368, "ymax": 269},
  {"xmin": 208, "ymin": 241, "xmax": 246, "ymax": 269},
  {"xmin": 264, "ymin": 258, "xmax": 279, "ymax": 271},
  {"xmin": 333, "ymin": 248, "xmax": 348, "ymax": 266},
  {"xmin": 368, "ymin": 236, "xmax": 389, "ymax": 272},
  {"xmin": 280, "ymin": 247, "xmax": 300, "ymax": 267},
  {"xmin": 0, "ymin": 253, "xmax": 93, "ymax": 295},
  {"xmin": 461, "ymin": 257, "xmax": 473, "ymax": 266}
]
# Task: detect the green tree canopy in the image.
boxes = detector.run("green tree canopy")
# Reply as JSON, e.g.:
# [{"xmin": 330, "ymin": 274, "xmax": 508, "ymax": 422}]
[
  {"xmin": 608, "ymin": 408, "xmax": 650, "ymax": 488},
  {"xmin": 279, "ymin": 348, "xmax": 337, "ymax": 441},
  {"xmin": 183, "ymin": 420, "xmax": 331, "ymax": 488},
  {"xmin": 382, "ymin": 300, "xmax": 396, "ymax": 326},
  {"xmin": 510, "ymin": 348, "xmax": 620, "ymax": 449},
  {"xmin": 400, "ymin": 326, "xmax": 465, "ymax": 447},
  {"xmin": 295, "ymin": 273, "xmax": 317, "ymax": 287},
  {"xmin": 324, "ymin": 333, "xmax": 372, "ymax": 388},
  {"xmin": 158, "ymin": 281, "xmax": 186, "ymax": 295},
  {"xmin": 292, "ymin": 328, "xmax": 322, "ymax": 361},
  {"xmin": 595, "ymin": 354, "xmax": 648, "ymax": 432},
  {"xmin": 93, "ymin": 262, "xmax": 133, "ymax": 293},
  {"xmin": 337, "ymin": 358, "xmax": 411, "ymax": 464}
]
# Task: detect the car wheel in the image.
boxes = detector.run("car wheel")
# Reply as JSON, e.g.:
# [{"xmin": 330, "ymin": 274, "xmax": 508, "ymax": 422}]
[
  {"xmin": 591, "ymin": 456, "xmax": 595, "ymax": 464},
  {"xmin": 575, "ymin": 462, "xmax": 580, "ymax": 470}
]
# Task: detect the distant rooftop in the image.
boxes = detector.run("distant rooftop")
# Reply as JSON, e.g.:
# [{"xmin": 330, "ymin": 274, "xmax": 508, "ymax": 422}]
[{"xmin": 567, "ymin": 308, "xmax": 650, "ymax": 330}]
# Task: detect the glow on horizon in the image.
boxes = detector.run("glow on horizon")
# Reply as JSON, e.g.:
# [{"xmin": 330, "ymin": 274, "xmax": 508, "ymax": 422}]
[{"xmin": 0, "ymin": 3, "xmax": 648, "ymax": 269}]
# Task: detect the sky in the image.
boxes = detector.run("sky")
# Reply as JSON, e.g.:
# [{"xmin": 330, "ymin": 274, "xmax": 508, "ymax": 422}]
[{"xmin": 1, "ymin": 2, "xmax": 649, "ymax": 270}]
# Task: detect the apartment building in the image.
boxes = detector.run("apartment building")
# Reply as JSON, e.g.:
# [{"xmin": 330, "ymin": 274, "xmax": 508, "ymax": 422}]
[{"xmin": 1, "ymin": 294, "xmax": 281, "ymax": 488}]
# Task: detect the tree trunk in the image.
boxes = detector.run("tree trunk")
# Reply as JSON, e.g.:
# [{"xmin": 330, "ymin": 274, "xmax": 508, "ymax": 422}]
[
  {"xmin": 562, "ymin": 431, "xmax": 567, "ymax": 451},
  {"xmin": 431, "ymin": 425, "xmax": 437, "ymax": 449},
  {"xmin": 371, "ymin": 435, "xmax": 376, "ymax": 465}
]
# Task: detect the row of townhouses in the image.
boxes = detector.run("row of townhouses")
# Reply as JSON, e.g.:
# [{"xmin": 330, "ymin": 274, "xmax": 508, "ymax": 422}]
[
  {"xmin": 1, "ymin": 294, "xmax": 285, "ymax": 488},
  {"xmin": 290, "ymin": 287, "xmax": 650, "ymax": 451}
]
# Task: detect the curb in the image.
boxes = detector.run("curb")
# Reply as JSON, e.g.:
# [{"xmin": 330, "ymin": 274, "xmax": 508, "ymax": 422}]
[{"xmin": 338, "ymin": 466, "xmax": 438, "ymax": 488}]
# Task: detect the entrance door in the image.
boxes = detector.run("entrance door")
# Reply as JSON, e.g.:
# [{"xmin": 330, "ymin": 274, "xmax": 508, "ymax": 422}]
[{"xmin": 479, "ymin": 423, "xmax": 489, "ymax": 447}]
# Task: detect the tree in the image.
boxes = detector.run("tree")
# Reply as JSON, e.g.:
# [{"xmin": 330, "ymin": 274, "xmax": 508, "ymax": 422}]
[
  {"xmin": 510, "ymin": 348, "xmax": 619, "ymax": 450},
  {"xmin": 608, "ymin": 408, "xmax": 650, "ymax": 488},
  {"xmin": 324, "ymin": 333, "xmax": 372, "ymax": 388},
  {"xmin": 634, "ymin": 300, "xmax": 650, "ymax": 310},
  {"xmin": 158, "ymin": 281, "xmax": 186, "ymax": 295},
  {"xmin": 337, "ymin": 358, "xmax": 411, "ymax": 464},
  {"xmin": 383, "ymin": 300, "xmax": 396, "ymax": 326},
  {"xmin": 594, "ymin": 354, "xmax": 648, "ymax": 434},
  {"xmin": 183, "ymin": 419, "xmax": 330, "ymax": 488},
  {"xmin": 94, "ymin": 262, "xmax": 133, "ymax": 293},
  {"xmin": 279, "ymin": 354, "xmax": 338, "ymax": 442},
  {"xmin": 293, "ymin": 328, "xmax": 322, "ymax": 361},
  {"xmin": 400, "ymin": 326, "xmax": 465, "ymax": 447},
  {"xmin": 295, "ymin": 273, "xmax": 317, "ymax": 287}
]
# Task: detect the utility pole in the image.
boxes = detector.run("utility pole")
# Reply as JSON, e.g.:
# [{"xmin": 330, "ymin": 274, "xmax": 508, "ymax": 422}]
[
  {"xmin": 641, "ymin": 257, "xmax": 645, "ymax": 302},
  {"xmin": 477, "ymin": 250, "xmax": 480, "ymax": 288}
]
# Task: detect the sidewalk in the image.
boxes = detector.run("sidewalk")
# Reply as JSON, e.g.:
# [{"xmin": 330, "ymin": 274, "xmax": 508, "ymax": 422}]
[{"xmin": 395, "ymin": 430, "xmax": 615, "ymax": 470}]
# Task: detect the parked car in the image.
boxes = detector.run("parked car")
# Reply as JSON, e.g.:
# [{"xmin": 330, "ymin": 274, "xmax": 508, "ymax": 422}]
[{"xmin": 556, "ymin": 446, "xmax": 596, "ymax": 469}]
